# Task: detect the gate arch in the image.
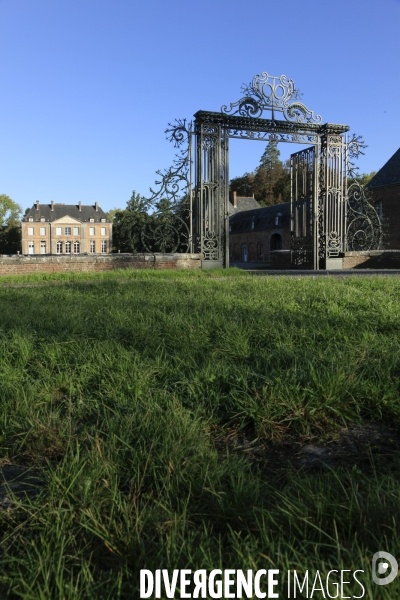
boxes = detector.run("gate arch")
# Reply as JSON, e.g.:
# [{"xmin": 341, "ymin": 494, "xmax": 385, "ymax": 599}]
[{"xmin": 142, "ymin": 71, "xmax": 382, "ymax": 269}]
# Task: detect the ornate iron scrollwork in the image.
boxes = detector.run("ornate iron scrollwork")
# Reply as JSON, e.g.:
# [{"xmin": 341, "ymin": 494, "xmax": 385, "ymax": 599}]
[
  {"xmin": 221, "ymin": 72, "xmax": 322, "ymax": 124},
  {"xmin": 345, "ymin": 135, "xmax": 382, "ymax": 251},
  {"xmin": 141, "ymin": 119, "xmax": 192, "ymax": 253}
]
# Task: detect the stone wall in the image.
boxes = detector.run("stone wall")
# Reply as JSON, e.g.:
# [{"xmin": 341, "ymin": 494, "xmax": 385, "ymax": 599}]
[{"xmin": 0, "ymin": 253, "xmax": 202, "ymax": 276}]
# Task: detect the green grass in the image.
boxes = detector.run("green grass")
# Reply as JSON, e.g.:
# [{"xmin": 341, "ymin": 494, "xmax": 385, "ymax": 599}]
[
  {"xmin": 0, "ymin": 266, "xmax": 247, "ymax": 287},
  {"xmin": 0, "ymin": 272, "xmax": 400, "ymax": 598}
]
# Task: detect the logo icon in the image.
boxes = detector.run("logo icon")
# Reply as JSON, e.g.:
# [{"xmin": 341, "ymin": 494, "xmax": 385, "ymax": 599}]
[{"xmin": 372, "ymin": 551, "xmax": 398, "ymax": 586}]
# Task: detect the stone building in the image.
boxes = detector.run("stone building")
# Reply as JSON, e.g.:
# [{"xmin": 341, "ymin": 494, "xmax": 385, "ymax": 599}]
[
  {"xmin": 368, "ymin": 148, "xmax": 400, "ymax": 249},
  {"xmin": 229, "ymin": 198, "xmax": 290, "ymax": 264},
  {"xmin": 21, "ymin": 202, "xmax": 112, "ymax": 255}
]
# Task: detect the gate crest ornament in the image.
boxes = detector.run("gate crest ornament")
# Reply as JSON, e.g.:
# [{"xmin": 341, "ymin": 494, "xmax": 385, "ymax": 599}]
[{"xmin": 221, "ymin": 72, "xmax": 322, "ymax": 124}]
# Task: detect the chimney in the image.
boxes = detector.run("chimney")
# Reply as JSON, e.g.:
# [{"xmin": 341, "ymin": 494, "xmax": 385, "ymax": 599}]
[
  {"xmin": 36, "ymin": 200, "xmax": 39, "ymax": 210},
  {"xmin": 95, "ymin": 202, "xmax": 98, "ymax": 212},
  {"xmin": 79, "ymin": 201, "xmax": 82, "ymax": 211},
  {"xmin": 51, "ymin": 201, "xmax": 54, "ymax": 211}
]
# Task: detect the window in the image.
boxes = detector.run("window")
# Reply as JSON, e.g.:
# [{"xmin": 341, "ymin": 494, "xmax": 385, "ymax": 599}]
[
  {"xmin": 90, "ymin": 240, "xmax": 95, "ymax": 253},
  {"xmin": 65, "ymin": 227, "xmax": 71, "ymax": 235},
  {"xmin": 65, "ymin": 241, "xmax": 71, "ymax": 254},
  {"xmin": 28, "ymin": 227, "xmax": 34, "ymax": 236},
  {"xmin": 56, "ymin": 241, "xmax": 63, "ymax": 254},
  {"xmin": 89, "ymin": 227, "xmax": 95, "ymax": 236},
  {"xmin": 377, "ymin": 201, "xmax": 383, "ymax": 221},
  {"xmin": 101, "ymin": 218, "xmax": 106, "ymax": 222},
  {"xmin": 89, "ymin": 218, "xmax": 94, "ymax": 222},
  {"xmin": 40, "ymin": 217, "xmax": 45, "ymax": 222},
  {"xmin": 73, "ymin": 227, "xmax": 80, "ymax": 235},
  {"xmin": 100, "ymin": 227, "xmax": 106, "ymax": 236},
  {"xmin": 251, "ymin": 221, "xmax": 255, "ymax": 230},
  {"xmin": 101, "ymin": 240, "xmax": 107, "ymax": 253},
  {"xmin": 40, "ymin": 227, "xmax": 46, "ymax": 235},
  {"xmin": 28, "ymin": 241, "xmax": 34, "ymax": 254},
  {"xmin": 29, "ymin": 217, "xmax": 33, "ymax": 222},
  {"xmin": 56, "ymin": 227, "xmax": 62, "ymax": 235},
  {"xmin": 73, "ymin": 241, "xmax": 80, "ymax": 254},
  {"xmin": 40, "ymin": 241, "xmax": 46, "ymax": 254}
]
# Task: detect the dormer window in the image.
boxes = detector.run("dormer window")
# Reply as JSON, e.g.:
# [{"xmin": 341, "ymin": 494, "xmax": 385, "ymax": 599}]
[
  {"xmin": 89, "ymin": 218, "xmax": 94, "ymax": 222},
  {"xmin": 40, "ymin": 217, "xmax": 45, "ymax": 222},
  {"xmin": 29, "ymin": 217, "xmax": 33, "ymax": 222},
  {"xmin": 101, "ymin": 218, "xmax": 106, "ymax": 223},
  {"xmin": 275, "ymin": 212, "xmax": 282, "ymax": 226},
  {"xmin": 251, "ymin": 221, "xmax": 255, "ymax": 230}
]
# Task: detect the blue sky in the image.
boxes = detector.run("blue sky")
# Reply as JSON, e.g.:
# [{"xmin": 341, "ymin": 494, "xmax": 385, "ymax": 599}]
[{"xmin": 1, "ymin": 0, "xmax": 399, "ymax": 214}]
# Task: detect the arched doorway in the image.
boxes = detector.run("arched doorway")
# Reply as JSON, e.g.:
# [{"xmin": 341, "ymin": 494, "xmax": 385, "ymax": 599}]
[{"xmin": 270, "ymin": 233, "xmax": 282, "ymax": 251}]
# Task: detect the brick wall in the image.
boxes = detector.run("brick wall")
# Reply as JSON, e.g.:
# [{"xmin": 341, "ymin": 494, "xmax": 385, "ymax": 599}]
[
  {"xmin": 370, "ymin": 184, "xmax": 400, "ymax": 249},
  {"xmin": 0, "ymin": 253, "xmax": 202, "ymax": 276},
  {"xmin": 343, "ymin": 250, "xmax": 400, "ymax": 269}
]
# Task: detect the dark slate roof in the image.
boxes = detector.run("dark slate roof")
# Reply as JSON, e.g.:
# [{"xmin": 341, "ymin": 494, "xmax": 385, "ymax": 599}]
[
  {"xmin": 368, "ymin": 148, "xmax": 400, "ymax": 189},
  {"xmin": 229, "ymin": 202, "xmax": 290, "ymax": 233},
  {"xmin": 22, "ymin": 203, "xmax": 111, "ymax": 223},
  {"xmin": 228, "ymin": 196, "xmax": 261, "ymax": 215}
]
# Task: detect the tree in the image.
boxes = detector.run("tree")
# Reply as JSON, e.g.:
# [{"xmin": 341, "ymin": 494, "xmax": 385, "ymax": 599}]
[
  {"xmin": 253, "ymin": 140, "xmax": 291, "ymax": 206},
  {"xmin": 229, "ymin": 141, "xmax": 290, "ymax": 206},
  {"xmin": 112, "ymin": 191, "xmax": 150, "ymax": 252},
  {"xmin": 0, "ymin": 194, "xmax": 22, "ymax": 254},
  {"xmin": 230, "ymin": 172, "xmax": 255, "ymax": 197},
  {"xmin": 353, "ymin": 171, "xmax": 377, "ymax": 187},
  {"xmin": 106, "ymin": 207, "xmax": 123, "ymax": 222},
  {"xmin": 0, "ymin": 194, "xmax": 22, "ymax": 226}
]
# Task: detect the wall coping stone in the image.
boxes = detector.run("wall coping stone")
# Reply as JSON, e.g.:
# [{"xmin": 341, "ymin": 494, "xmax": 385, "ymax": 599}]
[
  {"xmin": 0, "ymin": 253, "xmax": 202, "ymax": 263},
  {"xmin": 0, "ymin": 253, "xmax": 203, "ymax": 275}
]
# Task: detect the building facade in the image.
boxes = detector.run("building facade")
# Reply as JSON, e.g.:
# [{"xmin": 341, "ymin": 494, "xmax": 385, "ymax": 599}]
[
  {"xmin": 368, "ymin": 148, "xmax": 400, "ymax": 250},
  {"xmin": 229, "ymin": 200, "xmax": 290, "ymax": 264},
  {"xmin": 21, "ymin": 202, "xmax": 112, "ymax": 255}
]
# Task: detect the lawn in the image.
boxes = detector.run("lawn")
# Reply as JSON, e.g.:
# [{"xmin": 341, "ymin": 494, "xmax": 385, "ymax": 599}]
[{"xmin": 0, "ymin": 270, "xmax": 400, "ymax": 599}]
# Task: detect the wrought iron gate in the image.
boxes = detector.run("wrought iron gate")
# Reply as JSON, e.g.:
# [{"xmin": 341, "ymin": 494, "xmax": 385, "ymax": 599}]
[
  {"xmin": 290, "ymin": 131, "xmax": 348, "ymax": 269},
  {"xmin": 290, "ymin": 146, "xmax": 317, "ymax": 269},
  {"xmin": 142, "ymin": 71, "xmax": 381, "ymax": 269},
  {"xmin": 318, "ymin": 131, "xmax": 346, "ymax": 269}
]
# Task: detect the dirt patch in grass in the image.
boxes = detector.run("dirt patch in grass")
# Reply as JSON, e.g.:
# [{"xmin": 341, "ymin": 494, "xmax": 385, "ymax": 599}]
[
  {"xmin": 213, "ymin": 421, "xmax": 400, "ymax": 481},
  {"xmin": 0, "ymin": 464, "xmax": 45, "ymax": 508}
]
